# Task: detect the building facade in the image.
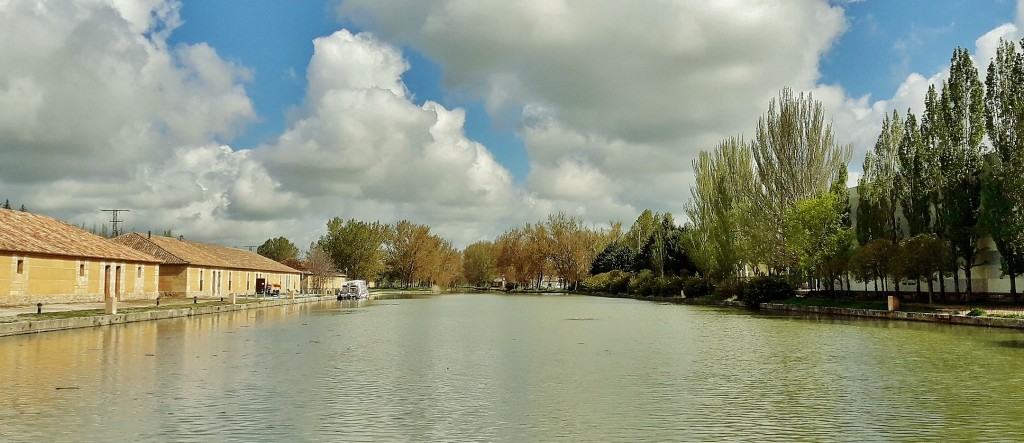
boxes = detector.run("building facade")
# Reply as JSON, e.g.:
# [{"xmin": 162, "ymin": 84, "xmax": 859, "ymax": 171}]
[
  {"xmin": 112, "ymin": 233, "xmax": 301, "ymax": 298},
  {"xmin": 0, "ymin": 209, "xmax": 161, "ymax": 305}
]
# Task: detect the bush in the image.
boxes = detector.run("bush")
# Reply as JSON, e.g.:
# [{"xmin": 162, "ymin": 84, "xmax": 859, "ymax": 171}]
[
  {"xmin": 582, "ymin": 270, "xmax": 632, "ymax": 294},
  {"xmin": 663, "ymin": 275, "xmax": 687, "ymax": 297},
  {"xmin": 627, "ymin": 270, "xmax": 657, "ymax": 296},
  {"xmin": 966, "ymin": 308, "xmax": 986, "ymax": 317},
  {"xmin": 714, "ymin": 278, "xmax": 746, "ymax": 300},
  {"xmin": 682, "ymin": 277, "xmax": 716, "ymax": 298},
  {"xmin": 741, "ymin": 276, "xmax": 794, "ymax": 307}
]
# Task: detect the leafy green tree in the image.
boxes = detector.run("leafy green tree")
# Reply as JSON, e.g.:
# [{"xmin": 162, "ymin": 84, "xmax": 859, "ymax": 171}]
[
  {"xmin": 862, "ymin": 110, "xmax": 904, "ymax": 242},
  {"xmin": 624, "ymin": 210, "xmax": 659, "ymax": 253},
  {"xmin": 637, "ymin": 217, "xmax": 699, "ymax": 278},
  {"xmin": 256, "ymin": 236, "xmax": 299, "ymax": 262},
  {"xmin": 686, "ymin": 136, "xmax": 754, "ymax": 280},
  {"xmin": 319, "ymin": 218, "xmax": 389, "ymax": 281},
  {"xmin": 893, "ymin": 234, "xmax": 954, "ymax": 305},
  {"xmin": 983, "ymin": 37, "xmax": 1024, "ymax": 296},
  {"xmin": 783, "ymin": 192, "xmax": 854, "ymax": 292},
  {"xmin": 851, "ymin": 239, "xmax": 896, "ymax": 295},
  {"xmin": 936, "ymin": 47, "xmax": 986, "ymax": 299},
  {"xmin": 750, "ymin": 88, "xmax": 852, "ymax": 274},
  {"xmin": 462, "ymin": 241, "xmax": 498, "ymax": 287},
  {"xmin": 896, "ymin": 111, "xmax": 933, "ymax": 237},
  {"xmin": 591, "ymin": 242, "xmax": 635, "ymax": 274}
]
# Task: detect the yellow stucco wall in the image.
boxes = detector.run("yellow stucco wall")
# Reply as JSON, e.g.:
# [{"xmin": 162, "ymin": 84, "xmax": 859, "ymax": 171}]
[
  {"xmin": 0, "ymin": 253, "xmax": 159, "ymax": 305},
  {"xmin": 155, "ymin": 265, "xmax": 300, "ymax": 298}
]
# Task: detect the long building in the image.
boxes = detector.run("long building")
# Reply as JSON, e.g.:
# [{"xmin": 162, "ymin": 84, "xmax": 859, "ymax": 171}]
[
  {"xmin": 0, "ymin": 209, "xmax": 161, "ymax": 305},
  {"xmin": 112, "ymin": 232, "xmax": 301, "ymax": 298}
]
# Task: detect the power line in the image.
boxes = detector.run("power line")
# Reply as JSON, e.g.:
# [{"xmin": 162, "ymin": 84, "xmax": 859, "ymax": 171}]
[{"xmin": 100, "ymin": 209, "xmax": 129, "ymax": 237}]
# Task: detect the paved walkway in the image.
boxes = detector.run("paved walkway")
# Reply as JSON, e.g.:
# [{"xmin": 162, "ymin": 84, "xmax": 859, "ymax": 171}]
[{"xmin": 0, "ymin": 295, "xmax": 299, "ymax": 321}]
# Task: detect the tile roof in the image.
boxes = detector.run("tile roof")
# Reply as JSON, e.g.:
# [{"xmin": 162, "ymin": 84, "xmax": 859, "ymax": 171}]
[
  {"xmin": 112, "ymin": 233, "xmax": 301, "ymax": 274},
  {"xmin": 0, "ymin": 209, "xmax": 160, "ymax": 262}
]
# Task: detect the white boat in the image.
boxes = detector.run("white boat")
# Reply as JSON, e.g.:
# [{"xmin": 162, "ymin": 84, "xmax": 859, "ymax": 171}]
[{"xmin": 337, "ymin": 280, "xmax": 370, "ymax": 300}]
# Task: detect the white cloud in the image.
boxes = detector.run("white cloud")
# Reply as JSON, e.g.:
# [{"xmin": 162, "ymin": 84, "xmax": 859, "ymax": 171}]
[
  {"xmin": 338, "ymin": 0, "xmax": 848, "ymax": 225},
  {"xmin": 0, "ymin": 0, "xmax": 254, "ymax": 184},
  {"xmin": 258, "ymin": 30, "xmax": 530, "ymax": 246}
]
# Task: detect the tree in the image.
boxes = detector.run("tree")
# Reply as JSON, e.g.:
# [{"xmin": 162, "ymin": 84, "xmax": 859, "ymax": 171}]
[
  {"xmin": 319, "ymin": 218, "xmax": 389, "ymax": 281},
  {"xmin": 257, "ymin": 237, "xmax": 299, "ymax": 262},
  {"xmin": 624, "ymin": 210, "xmax": 659, "ymax": 253},
  {"xmin": 892, "ymin": 234, "xmax": 954, "ymax": 305},
  {"xmin": 1, "ymin": 199, "xmax": 9, "ymax": 209},
  {"xmin": 896, "ymin": 111, "xmax": 934, "ymax": 237},
  {"xmin": 686, "ymin": 136, "xmax": 754, "ymax": 280},
  {"xmin": 304, "ymin": 243, "xmax": 336, "ymax": 295},
  {"xmin": 495, "ymin": 227, "xmax": 531, "ymax": 288},
  {"xmin": 591, "ymin": 242, "xmax": 635, "ymax": 274},
  {"xmin": 850, "ymin": 239, "xmax": 896, "ymax": 295},
  {"xmin": 936, "ymin": 47, "xmax": 986, "ymax": 300},
  {"xmin": 636, "ymin": 215, "xmax": 699, "ymax": 278},
  {"xmin": 783, "ymin": 192, "xmax": 854, "ymax": 292},
  {"xmin": 18, "ymin": 204, "xmax": 26, "ymax": 212},
  {"xmin": 983, "ymin": 38, "xmax": 1024, "ymax": 297},
  {"xmin": 385, "ymin": 220, "xmax": 434, "ymax": 288},
  {"xmin": 463, "ymin": 241, "xmax": 498, "ymax": 287},
  {"xmin": 861, "ymin": 110, "xmax": 904, "ymax": 242},
  {"xmin": 750, "ymin": 87, "xmax": 852, "ymax": 273},
  {"xmin": 544, "ymin": 212, "xmax": 613, "ymax": 290}
]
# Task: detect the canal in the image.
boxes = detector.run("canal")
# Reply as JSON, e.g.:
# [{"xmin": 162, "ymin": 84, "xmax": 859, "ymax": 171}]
[{"xmin": 2, "ymin": 293, "xmax": 1023, "ymax": 441}]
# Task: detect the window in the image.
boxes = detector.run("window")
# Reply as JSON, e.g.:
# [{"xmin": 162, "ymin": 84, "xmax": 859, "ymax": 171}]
[
  {"xmin": 79, "ymin": 263, "xmax": 85, "ymax": 276},
  {"xmin": 137, "ymin": 266, "xmax": 143, "ymax": 278},
  {"xmin": 228, "ymin": 272, "xmax": 232, "ymax": 290},
  {"xmin": 16, "ymin": 259, "xmax": 24, "ymax": 274},
  {"xmin": 199, "ymin": 269, "xmax": 204, "ymax": 291}
]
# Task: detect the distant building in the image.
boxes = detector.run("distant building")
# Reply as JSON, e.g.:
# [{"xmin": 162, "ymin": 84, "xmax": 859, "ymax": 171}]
[
  {"xmin": 112, "ymin": 233, "xmax": 301, "ymax": 298},
  {"xmin": 0, "ymin": 209, "xmax": 161, "ymax": 304},
  {"xmin": 300, "ymin": 272, "xmax": 348, "ymax": 295},
  {"xmin": 848, "ymin": 185, "xmax": 1022, "ymax": 295}
]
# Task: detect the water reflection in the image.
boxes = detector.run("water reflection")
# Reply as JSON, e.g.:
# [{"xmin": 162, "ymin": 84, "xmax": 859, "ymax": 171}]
[{"xmin": 2, "ymin": 295, "xmax": 1024, "ymax": 441}]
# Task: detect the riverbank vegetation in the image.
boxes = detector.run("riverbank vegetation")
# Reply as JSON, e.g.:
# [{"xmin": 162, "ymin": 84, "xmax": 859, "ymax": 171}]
[{"xmin": 249, "ymin": 41, "xmax": 1023, "ymax": 311}]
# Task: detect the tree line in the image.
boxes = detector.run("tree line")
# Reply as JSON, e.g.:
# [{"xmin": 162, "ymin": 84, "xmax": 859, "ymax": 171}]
[
  {"xmin": 252, "ymin": 40, "xmax": 1023, "ymax": 301},
  {"xmin": 686, "ymin": 40, "xmax": 1024, "ymax": 303}
]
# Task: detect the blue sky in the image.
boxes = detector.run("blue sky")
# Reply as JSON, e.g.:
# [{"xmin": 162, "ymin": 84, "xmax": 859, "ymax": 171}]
[
  {"xmin": 166, "ymin": 0, "xmax": 1017, "ymax": 185},
  {"xmin": 1, "ymin": 0, "xmax": 1021, "ymax": 247}
]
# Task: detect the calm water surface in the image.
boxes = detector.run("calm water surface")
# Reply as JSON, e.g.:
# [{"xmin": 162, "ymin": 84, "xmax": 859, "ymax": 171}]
[{"xmin": 2, "ymin": 293, "xmax": 1024, "ymax": 442}]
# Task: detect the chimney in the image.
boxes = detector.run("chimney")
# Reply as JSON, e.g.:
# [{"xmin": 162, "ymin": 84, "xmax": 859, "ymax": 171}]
[{"xmin": 148, "ymin": 230, "xmax": 151, "ymax": 239}]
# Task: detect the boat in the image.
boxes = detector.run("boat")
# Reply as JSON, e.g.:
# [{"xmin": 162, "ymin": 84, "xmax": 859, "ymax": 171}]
[{"xmin": 337, "ymin": 280, "xmax": 370, "ymax": 300}]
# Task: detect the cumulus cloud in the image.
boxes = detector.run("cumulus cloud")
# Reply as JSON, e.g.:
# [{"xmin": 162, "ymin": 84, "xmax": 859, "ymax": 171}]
[
  {"xmin": 0, "ymin": 0, "xmax": 254, "ymax": 184},
  {"xmin": 258, "ymin": 30, "xmax": 530, "ymax": 245},
  {"xmin": 338, "ymin": 0, "xmax": 848, "ymax": 224}
]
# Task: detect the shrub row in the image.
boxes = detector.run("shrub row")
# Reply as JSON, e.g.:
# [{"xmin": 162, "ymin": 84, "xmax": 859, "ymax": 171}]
[{"xmin": 582, "ymin": 272, "xmax": 794, "ymax": 305}]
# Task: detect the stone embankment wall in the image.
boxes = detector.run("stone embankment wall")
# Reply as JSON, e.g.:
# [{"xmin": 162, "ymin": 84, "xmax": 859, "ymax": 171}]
[
  {"xmin": 760, "ymin": 303, "xmax": 1024, "ymax": 329},
  {"xmin": 0, "ymin": 295, "xmax": 334, "ymax": 337}
]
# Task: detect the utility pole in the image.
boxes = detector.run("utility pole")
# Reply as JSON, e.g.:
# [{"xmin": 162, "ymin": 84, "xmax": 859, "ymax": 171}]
[{"xmin": 101, "ymin": 209, "xmax": 129, "ymax": 238}]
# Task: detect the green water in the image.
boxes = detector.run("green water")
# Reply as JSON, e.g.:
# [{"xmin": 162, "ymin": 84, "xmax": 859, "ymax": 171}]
[{"xmin": 2, "ymin": 293, "xmax": 1023, "ymax": 441}]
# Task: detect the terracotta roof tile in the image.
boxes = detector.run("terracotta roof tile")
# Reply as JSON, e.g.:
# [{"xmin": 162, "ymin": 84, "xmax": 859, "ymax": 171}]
[
  {"xmin": 0, "ymin": 209, "xmax": 161, "ymax": 262},
  {"xmin": 113, "ymin": 233, "xmax": 300, "ymax": 274}
]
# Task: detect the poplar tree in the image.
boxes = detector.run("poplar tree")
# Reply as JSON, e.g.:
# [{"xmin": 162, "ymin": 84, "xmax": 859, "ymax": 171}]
[
  {"xmin": 936, "ymin": 47, "xmax": 986, "ymax": 299},
  {"xmin": 896, "ymin": 111, "xmax": 933, "ymax": 237},
  {"xmin": 686, "ymin": 136, "xmax": 754, "ymax": 280},
  {"xmin": 983, "ymin": 38, "xmax": 1024, "ymax": 295},
  {"xmin": 862, "ymin": 110, "xmax": 904, "ymax": 242},
  {"xmin": 750, "ymin": 88, "xmax": 852, "ymax": 274}
]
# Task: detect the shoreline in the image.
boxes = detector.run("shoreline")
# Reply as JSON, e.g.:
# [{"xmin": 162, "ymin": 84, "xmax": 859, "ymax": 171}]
[
  {"xmin": 0, "ymin": 295, "xmax": 336, "ymax": 337},
  {"xmin": 587, "ymin": 291, "xmax": 1024, "ymax": 330}
]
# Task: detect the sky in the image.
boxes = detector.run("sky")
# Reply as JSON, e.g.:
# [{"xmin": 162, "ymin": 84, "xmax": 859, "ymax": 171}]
[{"xmin": 0, "ymin": 0, "xmax": 1021, "ymax": 250}]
